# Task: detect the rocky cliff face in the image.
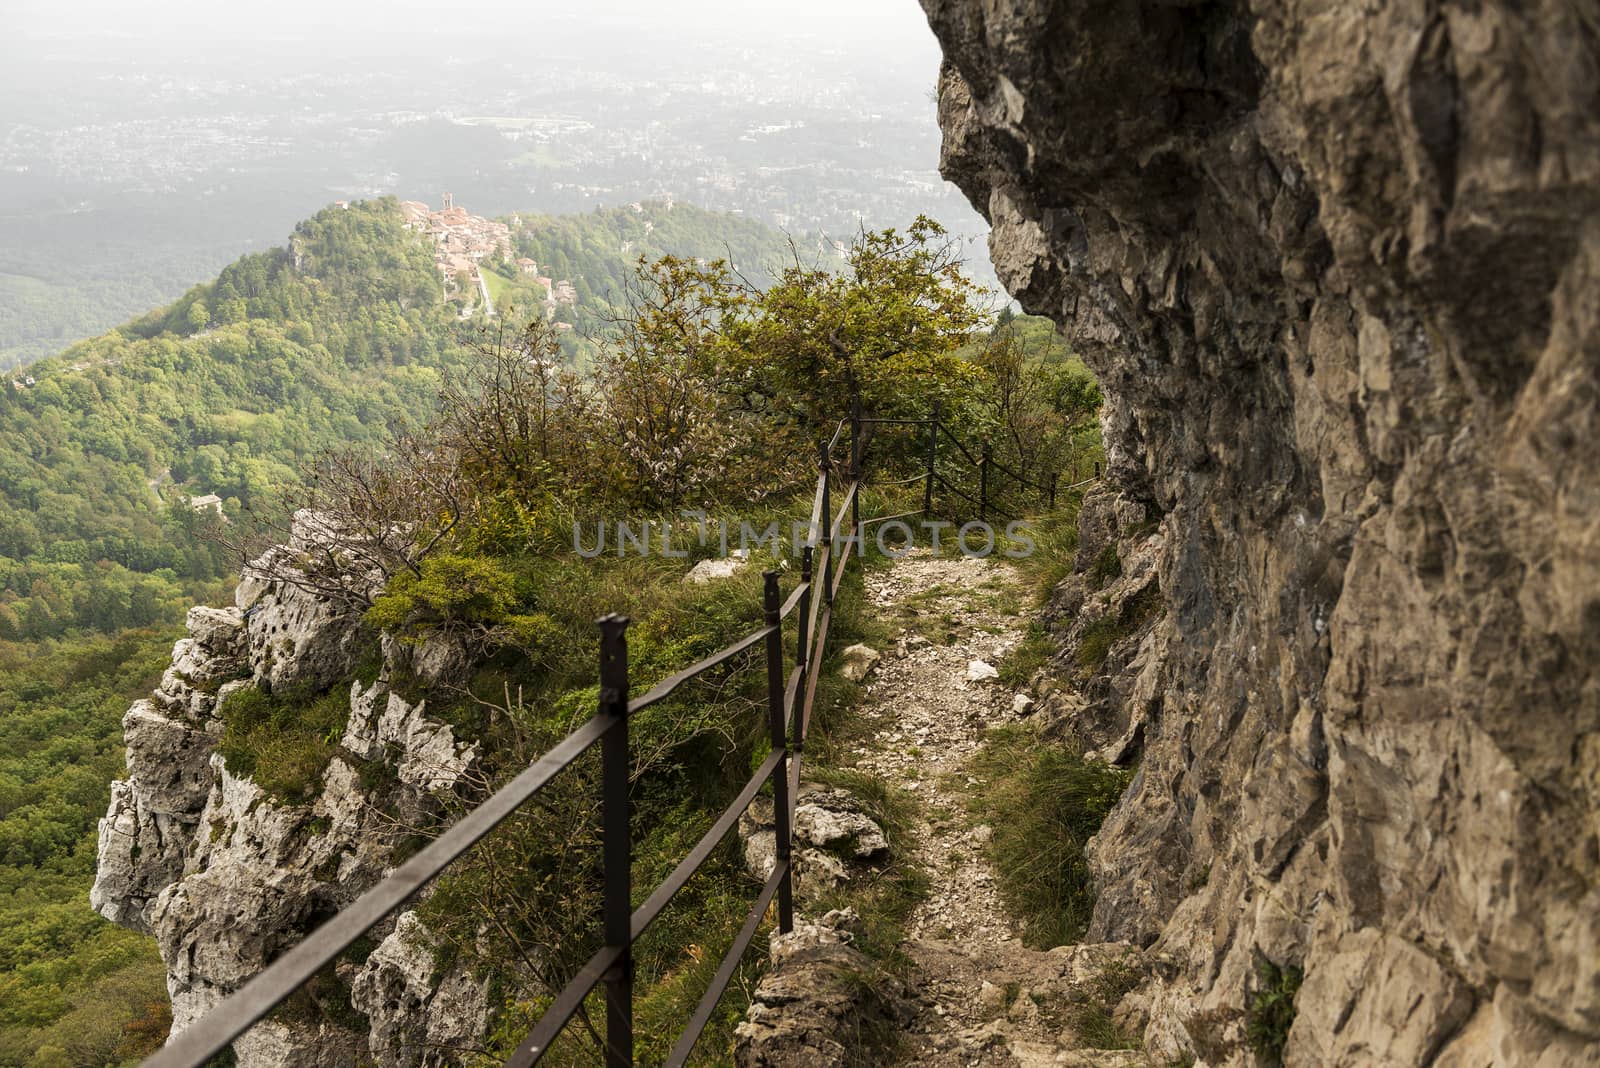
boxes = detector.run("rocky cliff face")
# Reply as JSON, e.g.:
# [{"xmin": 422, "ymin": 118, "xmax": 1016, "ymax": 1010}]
[
  {"xmin": 92, "ymin": 512, "xmax": 487, "ymax": 1065},
  {"xmin": 920, "ymin": 2, "xmax": 1600, "ymax": 1064}
]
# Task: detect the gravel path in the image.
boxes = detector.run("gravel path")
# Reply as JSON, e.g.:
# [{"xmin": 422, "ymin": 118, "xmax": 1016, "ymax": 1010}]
[
  {"xmin": 844, "ymin": 551, "xmax": 1146, "ymax": 1068},
  {"xmin": 848, "ymin": 552, "xmax": 1029, "ymax": 946}
]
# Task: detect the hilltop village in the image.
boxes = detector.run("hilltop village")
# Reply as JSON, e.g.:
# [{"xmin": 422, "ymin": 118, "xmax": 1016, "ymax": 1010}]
[{"xmin": 395, "ymin": 194, "xmax": 576, "ymax": 318}]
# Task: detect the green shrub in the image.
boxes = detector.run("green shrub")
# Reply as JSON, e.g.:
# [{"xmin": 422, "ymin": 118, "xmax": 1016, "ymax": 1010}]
[
  {"xmin": 1075, "ymin": 581, "xmax": 1162, "ymax": 674},
  {"xmin": 1088, "ymin": 543, "xmax": 1121, "ymax": 588},
  {"xmin": 365, "ymin": 553, "xmax": 522, "ymax": 636},
  {"xmin": 1245, "ymin": 957, "xmax": 1302, "ymax": 1064},
  {"xmin": 968, "ymin": 726, "xmax": 1134, "ymax": 947},
  {"xmin": 997, "ymin": 624, "xmax": 1054, "ymax": 688},
  {"xmin": 216, "ymin": 685, "xmax": 349, "ymax": 803}
]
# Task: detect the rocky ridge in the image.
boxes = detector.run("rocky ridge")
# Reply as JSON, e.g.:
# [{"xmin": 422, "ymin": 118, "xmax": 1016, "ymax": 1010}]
[
  {"xmin": 92, "ymin": 511, "xmax": 488, "ymax": 1066},
  {"xmin": 920, "ymin": 1, "xmax": 1600, "ymax": 1064}
]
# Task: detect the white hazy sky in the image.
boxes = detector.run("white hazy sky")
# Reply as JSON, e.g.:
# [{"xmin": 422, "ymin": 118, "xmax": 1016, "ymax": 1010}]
[{"xmin": 7, "ymin": 0, "xmax": 940, "ymax": 57}]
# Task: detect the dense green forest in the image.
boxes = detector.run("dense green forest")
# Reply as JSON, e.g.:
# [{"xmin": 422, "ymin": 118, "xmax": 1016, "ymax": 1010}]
[
  {"xmin": 0, "ymin": 200, "xmax": 456, "ymax": 642},
  {"xmin": 0, "ymin": 631, "xmax": 176, "ymax": 1066},
  {"xmin": 0, "ymin": 200, "xmax": 805, "ymax": 643}
]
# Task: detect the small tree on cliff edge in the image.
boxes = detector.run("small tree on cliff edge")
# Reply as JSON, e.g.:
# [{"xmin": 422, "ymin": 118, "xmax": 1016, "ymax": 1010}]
[{"xmin": 727, "ymin": 215, "xmax": 987, "ymax": 429}]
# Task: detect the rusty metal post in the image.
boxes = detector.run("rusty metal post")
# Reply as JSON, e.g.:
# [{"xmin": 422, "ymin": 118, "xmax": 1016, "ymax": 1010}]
[
  {"xmin": 850, "ymin": 394, "xmax": 863, "ymax": 541},
  {"xmin": 980, "ymin": 440, "xmax": 991, "ymax": 522},
  {"xmin": 597, "ymin": 615, "xmax": 632, "ymax": 1068},
  {"xmin": 923, "ymin": 400, "xmax": 939, "ymax": 516},
  {"xmin": 819, "ymin": 439, "xmax": 833, "ymax": 607},
  {"xmin": 762, "ymin": 572, "xmax": 794, "ymax": 934},
  {"xmin": 796, "ymin": 545, "xmax": 813, "ymax": 744}
]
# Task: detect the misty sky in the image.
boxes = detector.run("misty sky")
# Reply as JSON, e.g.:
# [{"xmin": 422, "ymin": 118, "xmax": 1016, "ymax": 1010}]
[
  {"xmin": 0, "ymin": 0, "xmax": 986, "ymax": 363},
  {"xmin": 5, "ymin": 0, "xmax": 942, "ymax": 63}
]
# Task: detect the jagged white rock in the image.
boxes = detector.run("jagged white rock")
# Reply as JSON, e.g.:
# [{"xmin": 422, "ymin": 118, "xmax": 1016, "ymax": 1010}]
[
  {"xmin": 94, "ymin": 511, "xmax": 490, "ymax": 1062},
  {"xmin": 350, "ymin": 911, "xmax": 491, "ymax": 1066}
]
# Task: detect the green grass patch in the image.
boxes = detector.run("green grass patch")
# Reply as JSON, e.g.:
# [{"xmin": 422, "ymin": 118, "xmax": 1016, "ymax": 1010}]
[
  {"xmin": 997, "ymin": 623, "xmax": 1053, "ymax": 689},
  {"xmin": 1245, "ymin": 957, "xmax": 1302, "ymax": 1065},
  {"xmin": 1088, "ymin": 543, "xmax": 1121, "ymax": 588},
  {"xmin": 1070, "ymin": 953, "xmax": 1143, "ymax": 1049},
  {"xmin": 966, "ymin": 726, "xmax": 1134, "ymax": 947},
  {"xmin": 216, "ymin": 685, "xmax": 349, "ymax": 804},
  {"xmin": 1025, "ymin": 951, "xmax": 1142, "ymax": 1050},
  {"xmin": 1000, "ymin": 493, "xmax": 1085, "ymax": 603},
  {"xmin": 481, "ymin": 267, "xmax": 513, "ymax": 307},
  {"xmin": 1075, "ymin": 581, "xmax": 1162, "ymax": 674}
]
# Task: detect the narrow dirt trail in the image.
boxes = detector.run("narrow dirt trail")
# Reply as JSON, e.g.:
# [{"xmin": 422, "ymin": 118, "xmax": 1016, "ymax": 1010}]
[
  {"xmin": 844, "ymin": 551, "xmax": 1145, "ymax": 1068},
  {"xmin": 848, "ymin": 551, "xmax": 1028, "ymax": 947}
]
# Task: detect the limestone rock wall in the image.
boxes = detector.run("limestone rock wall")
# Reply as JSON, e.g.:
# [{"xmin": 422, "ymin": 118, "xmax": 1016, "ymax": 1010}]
[
  {"xmin": 92, "ymin": 513, "xmax": 485, "ymax": 1066},
  {"xmin": 919, "ymin": 1, "xmax": 1600, "ymax": 1063}
]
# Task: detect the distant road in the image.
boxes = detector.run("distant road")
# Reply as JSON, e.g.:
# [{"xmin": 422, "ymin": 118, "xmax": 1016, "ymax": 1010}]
[{"xmin": 475, "ymin": 267, "xmax": 495, "ymax": 318}]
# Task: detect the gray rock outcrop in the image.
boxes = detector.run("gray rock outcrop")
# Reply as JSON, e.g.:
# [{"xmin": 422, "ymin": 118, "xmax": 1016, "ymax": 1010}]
[
  {"xmin": 93, "ymin": 512, "xmax": 487, "ymax": 1065},
  {"xmin": 920, "ymin": 1, "xmax": 1600, "ymax": 1064},
  {"xmin": 734, "ymin": 910, "xmax": 911, "ymax": 1067},
  {"xmin": 739, "ymin": 783, "xmax": 890, "ymax": 891}
]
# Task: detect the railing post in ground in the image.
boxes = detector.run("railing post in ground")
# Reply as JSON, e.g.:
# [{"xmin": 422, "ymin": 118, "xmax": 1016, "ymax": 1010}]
[
  {"xmin": 597, "ymin": 614, "xmax": 632, "ymax": 1068},
  {"xmin": 762, "ymin": 572, "xmax": 794, "ymax": 934},
  {"xmin": 1049, "ymin": 471, "xmax": 1058, "ymax": 510},
  {"xmin": 850, "ymin": 394, "xmax": 863, "ymax": 540},
  {"xmin": 980, "ymin": 440, "xmax": 991, "ymax": 522},
  {"xmin": 923, "ymin": 400, "xmax": 939, "ymax": 516},
  {"xmin": 819, "ymin": 439, "xmax": 833, "ymax": 608},
  {"xmin": 796, "ymin": 545, "xmax": 813, "ymax": 742}
]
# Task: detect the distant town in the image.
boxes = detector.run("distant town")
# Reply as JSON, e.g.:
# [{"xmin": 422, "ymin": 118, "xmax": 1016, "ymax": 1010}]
[{"xmin": 391, "ymin": 194, "xmax": 576, "ymax": 319}]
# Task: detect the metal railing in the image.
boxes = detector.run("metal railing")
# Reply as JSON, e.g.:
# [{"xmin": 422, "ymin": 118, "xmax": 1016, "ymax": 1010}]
[
  {"xmin": 144, "ymin": 404, "xmax": 1089, "ymax": 1068},
  {"xmin": 864, "ymin": 399, "xmax": 1099, "ymax": 525}
]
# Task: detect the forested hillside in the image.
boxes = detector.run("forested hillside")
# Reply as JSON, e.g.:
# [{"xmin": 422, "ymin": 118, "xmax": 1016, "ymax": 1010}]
[
  {"xmin": 0, "ymin": 201, "xmax": 455, "ymax": 642},
  {"xmin": 481, "ymin": 201, "xmax": 819, "ymax": 362},
  {"xmin": 0, "ymin": 200, "xmax": 806, "ymax": 643}
]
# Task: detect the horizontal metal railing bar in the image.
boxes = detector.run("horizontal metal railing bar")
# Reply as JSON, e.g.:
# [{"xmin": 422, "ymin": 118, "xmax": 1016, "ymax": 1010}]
[
  {"xmin": 779, "ymin": 579, "xmax": 809, "ymax": 620},
  {"xmin": 143, "ymin": 711, "xmax": 614, "ymax": 1068},
  {"xmin": 804, "ymin": 545, "xmax": 829, "ymax": 653},
  {"xmin": 831, "ymin": 533, "xmax": 853, "ymax": 596},
  {"xmin": 506, "ymin": 943, "xmax": 624, "ymax": 1067},
  {"xmin": 932, "ymin": 420, "xmax": 983, "ymax": 466},
  {"xmin": 928, "ymin": 419, "xmax": 1060, "ymax": 496},
  {"xmin": 801, "ymin": 607, "xmax": 832, "ymax": 742},
  {"xmin": 805, "ymin": 605, "xmax": 834, "ymax": 684},
  {"xmin": 663, "ymin": 858, "xmax": 789, "ymax": 1068},
  {"xmin": 629, "ymin": 624, "xmax": 775, "ymax": 714},
  {"xmin": 857, "ymin": 416, "xmax": 933, "ymax": 426},
  {"xmin": 825, "ymin": 417, "xmax": 848, "ymax": 454},
  {"xmin": 784, "ymin": 664, "xmax": 803, "ymax": 734},
  {"xmin": 630, "ymin": 748, "xmax": 784, "ymax": 942},
  {"xmin": 831, "ymin": 481, "xmax": 857, "ymax": 542},
  {"xmin": 983, "ymin": 451, "xmax": 1048, "ymax": 491},
  {"xmin": 933, "ymin": 471, "xmax": 982, "ymax": 509},
  {"xmin": 861, "ymin": 509, "xmax": 925, "ymax": 528},
  {"xmin": 873, "ymin": 470, "xmax": 933, "ymax": 487},
  {"xmin": 932, "ymin": 470, "xmax": 1023, "ymax": 519}
]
